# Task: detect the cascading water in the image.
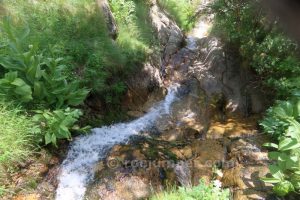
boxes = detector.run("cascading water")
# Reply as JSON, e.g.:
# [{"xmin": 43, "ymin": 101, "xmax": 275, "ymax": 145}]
[{"xmin": 55, "ymin": 84, "xmax": 180, "ymax": 200}]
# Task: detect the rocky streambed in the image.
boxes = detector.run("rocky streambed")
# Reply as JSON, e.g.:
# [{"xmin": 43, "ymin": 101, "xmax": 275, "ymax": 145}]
[{"xmin": 9, "ymin": 1, "xmax": 273, "ymax": 200}]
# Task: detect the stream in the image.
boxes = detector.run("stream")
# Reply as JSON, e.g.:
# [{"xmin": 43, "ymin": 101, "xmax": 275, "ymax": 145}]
[
  {"xmin": 56, "ymin": 84, "xmax": 182, "ymax": 200},
  {"xmin": 55, "ymin": 3, "xmax": 214, "ymax": 198}
]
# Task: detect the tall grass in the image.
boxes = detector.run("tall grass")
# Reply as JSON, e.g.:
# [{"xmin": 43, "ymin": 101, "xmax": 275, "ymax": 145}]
[
  {"xmin": 109, "ymin": 0, "xmax": 159, "ymax": 62},
  {"xmin": 158, "ymin": 0, "xmax": 202, "ymax": 31},
  {"xmin": 0, "ymin": 102, "xmax": 36, "ymax": 166}
]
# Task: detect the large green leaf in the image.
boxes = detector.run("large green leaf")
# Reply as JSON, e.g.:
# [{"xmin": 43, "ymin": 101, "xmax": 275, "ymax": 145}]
[
  {"xmin": 286, "ymin": 119, "xmax": 300, "ymax": 141},
  {"xmin": 261, "ymin": 177, "xmax": 281, "ymax": 183},
  {"xmin": 263, "ymin": 143, "xmax": 278, "ymax": 149},
  {"xmin": 279, "ymin": 138, "xmax": 300, "ymax": 151},
  {"xmin": 269, "ymin": 165, "xmax": 285, "ymax": 180},
  {"xmin": 33, "ymin": 81, "xmax": 44, "ymax": 98}
]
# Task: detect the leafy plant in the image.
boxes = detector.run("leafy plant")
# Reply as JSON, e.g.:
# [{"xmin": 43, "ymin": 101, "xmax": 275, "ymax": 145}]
[
  {"xmin": 33, "ymin": 108, "xmax": 85, "ymax": 146},
  {"xmin": 261, "ymin": 95, "xmax": 300, "ymax": 196},
  {"xmin": 0, "ymin": 18, "xmax": 89, "ymax": 108},
  {"xmin": 0, "ymin": 71, "xmax": 32, "ymax": 103},
  {"xmin": 210, "ymin": 0, "xmax": 300, "ymax": 98}
]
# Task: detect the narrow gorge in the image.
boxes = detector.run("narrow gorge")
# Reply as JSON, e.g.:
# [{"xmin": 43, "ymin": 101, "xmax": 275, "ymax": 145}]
[
  {"xmin": 3, "ymin": 0, "xmax": 300, "ymax": 200},
  {"xmin": 55, "ymin": 1, "xmax": 270, "ymax": 199}
]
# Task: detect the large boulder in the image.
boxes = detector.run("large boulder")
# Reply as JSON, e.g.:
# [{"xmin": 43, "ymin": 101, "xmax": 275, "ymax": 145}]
[
  {"xmin": 189, "ymin": 37, "xmax": 268, "ymax": 116},
  {"xmin": 123, "ymin": 62, "xmax": 165, "ymax": 112}
]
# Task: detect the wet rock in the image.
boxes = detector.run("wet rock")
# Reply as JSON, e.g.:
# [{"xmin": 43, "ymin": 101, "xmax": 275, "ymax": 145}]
[
  {"xmin": 228, "ymin": 138, "xmax": 269, "ymax": 165},
  {"xmin": 127, "ymin": 111, "xmax": 144, "ymax": 118},
  {"xmin": 222, "ymin": 165, "xmax": 245, "ymax": 189},
  {"xmin": 241, "ymin": 166, "xmax": 271, "ymax": 190},
  {"xmin": 222, "ymin": 165, "xmax": 272, "ymax": 199},
  {"xmin": 174, "ymin": 162, "xmax": 192, "ymax": 186},
  {"xmin": 94, "ymin": 176, "xmax": 151, "ymax": 200},
  {"xmin": 190, "ymin": 140, "xmax": 225, "ymax": 184},
  {"xmin": 180, "ymin": 146, "xmax": 193, "ymax": 159},
  {"xmin": 108, "ymin": 145, "xmax": 146, "ymax": 163},
  {"xmin": 234, "ymin": 189, "xmax": 269, "ymax": 200},
  {"xmin": 160, "ymin": 129, "xmax": 184, "ymax": 141},
  {"xmin": 155, "ymin": 116, "xmax": 174, "ymax": 132},
  {"xmin": 170, "ymin": 148, "xmax": 185, "ymax": 159},
  {"xmin": 206, "ymin": 115, "xmax": 260, "ymax": 139},
  {"xmin": 13, "ymin": 194, "xmax": 40, "ymax": 200},
  {"xmin": 185, "ymin": 127, "xmax": 200, "ymax": 138}
]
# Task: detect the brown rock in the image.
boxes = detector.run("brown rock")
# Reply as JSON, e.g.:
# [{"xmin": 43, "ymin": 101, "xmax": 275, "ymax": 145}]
[
  {"xmin": 127, "ymin": 111, "xmax": 144, "ymax": 118},
  {"xmin": 222, "ymin": 165, "xmax": 272, "ymax": 196},
  {"xmin": 234, "ymin": 189, "xmax": 269, "ymax": 200},
  {"xmin": 96, "ymin": 176, "xmax": 151, "ymax": 200},
  {"xmin": 180, "ymin": 146, "xmax": 193, "ymax": 159},
  {"xmin": 13, "ymin": 194, "xmax": 40, "ymax": 200},
  {"xmin": 190, "ymin": 140, "xmax": 225, "ymax": 184},
  {"xmin": 207, "ymin": 116, "xmax": 259, "ymax": 139},
  {"xmin": 222, "ymin": 165, "xmax": 245, "ymax": 189}
]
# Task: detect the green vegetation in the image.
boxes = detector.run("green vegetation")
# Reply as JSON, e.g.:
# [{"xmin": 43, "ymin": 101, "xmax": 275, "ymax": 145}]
[
  {"xmin": 0, "ymin": 0, "xmax": 161, "ymax": 195},
  {"xmin": 0, "ymin": 102, "xmax": 35, "ymax": 166},
  {"xmin": 1, "ymin": 0, "xmax": 127, "ymax": 107},
  {"xmin": 0, "ymin": 18, "xmax": 88, "ymax": 146},
  {"xmin": 0, "ymin": 0, "xmax": 160, "ymax": 147},
  {"xmin": 151, "ymin": 180, "xmax": 230, "ymax": 200},
  {"xmin": 211, "ymin": 0, "xmax": 300, "ymax": 98},
  {"xmin": 211, "ymin": 0, "xmax": 300, "ymax": 197},
  {"xmin": 261, "ymin": 95, "xmax": 300, "ymax": 196},
  {"xmin": 109, "ymin": 0, "xmax": 158, "ymax": 61},
  {"xmin": 158, "ymin": 0, "xmax": 201, "ymax": 31},
  {"xmin": 2, "ymin": 0, "xmax": 300, "ymax": 199},
  {"xmin": 0, "ymin": 18, "xmax": 89, "ymax": 108},
  {"xmin": 33, "ymin": 108, "xmax": 85, "ymax": 146}
]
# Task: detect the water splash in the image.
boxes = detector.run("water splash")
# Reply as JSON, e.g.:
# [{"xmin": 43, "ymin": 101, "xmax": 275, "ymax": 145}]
[{"xmin": 55, "ymin": 84, "xmax": 180, "ymax": 200}]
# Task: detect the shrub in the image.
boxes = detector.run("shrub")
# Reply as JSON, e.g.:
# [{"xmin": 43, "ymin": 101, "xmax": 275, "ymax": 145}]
[
  {"xmin": 0, "ymin": 18, "xmax": 89, "ymax": 146},
  {"xmin": 210, "ymin": 0, "xmax": 300, "ymax": 197},
  {"xmin": 150, "ymin": 179, "xmax": 231, "ymax": 200},
  {"xmin": 0, "ymin": 18, "xmax": 89, "ymax": 108},
  {"xmin": 33, "ymin": 108, "xmax": 85, "ymax": 146},
  {"xmin": 1, "ymin": 0, "xmax": 130, "ymax": 107},
  {"xmin": 210, "ymin": 0, "xmax": 300, "ymax": 98},
  {"xmin": 261, "ymin": 94, "xmax": 300, "ymax": 196}
]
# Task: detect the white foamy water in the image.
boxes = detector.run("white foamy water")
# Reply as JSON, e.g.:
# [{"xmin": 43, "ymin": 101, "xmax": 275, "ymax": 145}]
[{"xmin": 55, "ymin": 84, "xmax": 180, "ymax": 200}]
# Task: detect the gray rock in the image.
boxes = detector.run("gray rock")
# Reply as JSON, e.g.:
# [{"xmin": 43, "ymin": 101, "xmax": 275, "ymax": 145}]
[
  {"xmin": 97, "ymin": 0, "xmax": 118, "ymax": 39},
  {"xmin": 149, "ymin": 0, "xmax": 184, "ymax": 58},
  {"xmin": 189, "ymin": 37, "xmax": 267, "ymax": 116}
]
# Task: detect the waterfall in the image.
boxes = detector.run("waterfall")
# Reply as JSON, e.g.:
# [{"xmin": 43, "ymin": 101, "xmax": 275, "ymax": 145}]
[{"xmin": 55, "ymin": 84, "xmax": 180, "ymax": 200}]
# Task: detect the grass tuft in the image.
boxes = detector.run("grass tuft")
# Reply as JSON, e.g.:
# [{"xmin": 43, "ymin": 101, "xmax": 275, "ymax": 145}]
[
  {"xmin": 158, "ymin": 0, "xmax": 202, "ymax": 32},
  {"xmin": 0, "ymin": 102, "xmax": 36, "ymax": 166}
]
